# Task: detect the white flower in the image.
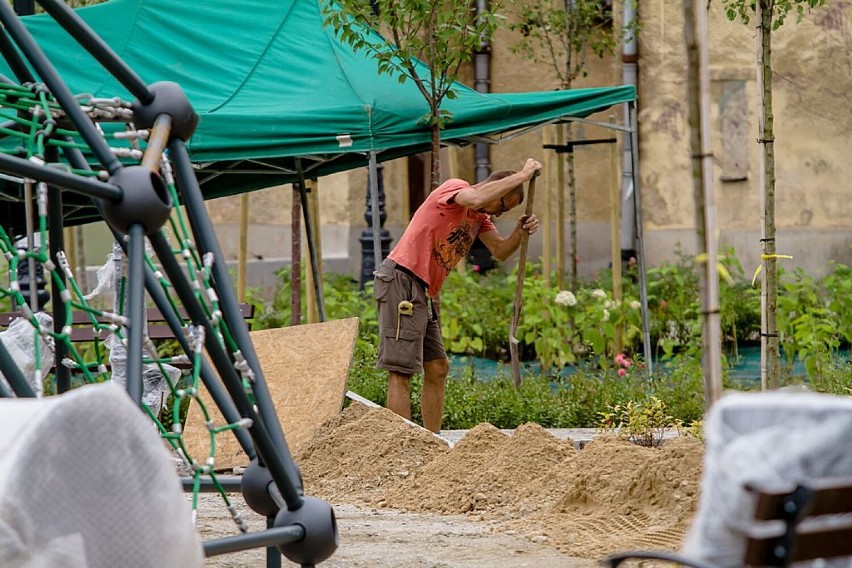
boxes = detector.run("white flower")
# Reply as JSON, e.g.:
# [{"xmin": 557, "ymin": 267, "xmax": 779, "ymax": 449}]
[
  {"xmin": 604, "ymin": 300, "xmax": 616, "ymax": 310},
  {"xmin": 602, "ymin": 309, "xmax": 611, "ymax": 322},
  {"xmin": 592, "ymin": 289, "xmax": 607, "ymax": 300},
  {"xmin": 630, "ymin": 300, "xmax": 641, "ymax": 310},
  {"xmin": 555, "ymin": 290, "xmax": 577, "ymax": 307}
]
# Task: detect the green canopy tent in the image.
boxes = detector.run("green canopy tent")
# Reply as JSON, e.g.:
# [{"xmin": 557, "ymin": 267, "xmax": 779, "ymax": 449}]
[
  {"xmin": 0, "ymin": 0, "xmax": 649, "ymax": 363},
  {"xmin": 9, "ymin": 0, "xmax": 635, "ymax": 201}
]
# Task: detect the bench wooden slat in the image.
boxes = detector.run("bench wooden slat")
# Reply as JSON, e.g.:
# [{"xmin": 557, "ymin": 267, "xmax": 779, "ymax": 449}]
[
  {"xmin": 743, "ymin": 477, "xmax": 852, "ymax": 566},
  {"xmin": 1, "ymin": 303, "xmax": 255, "ymax": 341},
  {"xmin": 745, "ymin": 522, "xmax": 852, "ymax": 565},
  {"xmin": 2, "ymin": 303, "xmax": 255, "ymax": 375},
  {"xmin": 751, "ymin": 477, "xmax": 852, "ymax": 520}
]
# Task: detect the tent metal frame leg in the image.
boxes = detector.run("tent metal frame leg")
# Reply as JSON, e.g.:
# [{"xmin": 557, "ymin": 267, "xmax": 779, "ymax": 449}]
[
  {"xmin": 627, "ymin": 101, "xmax": 653, "ymax": 374},
  {"xmin": 0, "ymin": 3, "xmax": 337, "ymax": 566}
]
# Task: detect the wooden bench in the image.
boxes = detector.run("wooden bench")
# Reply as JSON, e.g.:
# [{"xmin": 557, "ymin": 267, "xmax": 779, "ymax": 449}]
[
  {"xmin": 604, "ymin": 476, "xmax": 852, "ymax": 567},
  {"xmin": 0, "ymin": 303, "xmax": 255, "ymax": 371}
]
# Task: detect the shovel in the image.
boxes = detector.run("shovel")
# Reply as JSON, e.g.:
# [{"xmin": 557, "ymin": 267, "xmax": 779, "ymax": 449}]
[{"xmin": 509, "ymin": 171, "xmax": 539, "ymax": 388}]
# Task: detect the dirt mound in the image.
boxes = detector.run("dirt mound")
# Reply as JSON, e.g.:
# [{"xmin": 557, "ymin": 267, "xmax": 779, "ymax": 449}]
[
  {"xmin": 505, "ymin": 434, "xmax": 705, "ymax": 558},
  {"xmin": 296, "ymin": 403, "xmax": 449, "ymax": 504},
  {"xmin": 385, "ymin": 422, "xmax": 576, "ymax": 518},
  {"xmin": 296, "ymin": 407, "xmax": 705, "ymax": 559}
]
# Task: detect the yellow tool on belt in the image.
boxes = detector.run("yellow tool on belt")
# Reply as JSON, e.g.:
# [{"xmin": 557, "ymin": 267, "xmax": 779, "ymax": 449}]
[{"xmin": 396, "ymin": 300, "xmax": 413, "ymax": 339}]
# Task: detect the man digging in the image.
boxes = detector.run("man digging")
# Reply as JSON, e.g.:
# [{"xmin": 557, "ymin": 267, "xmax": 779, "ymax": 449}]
[{"xmin": 373, "ymin": 158, "xmax": 542, "ymax": 432}]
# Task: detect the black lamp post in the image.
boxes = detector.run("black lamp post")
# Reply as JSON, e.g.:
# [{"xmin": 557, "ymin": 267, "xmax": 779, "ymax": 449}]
[{"xmin": 358, "ymin": 162, "xmax": 392, "ymax": 288}]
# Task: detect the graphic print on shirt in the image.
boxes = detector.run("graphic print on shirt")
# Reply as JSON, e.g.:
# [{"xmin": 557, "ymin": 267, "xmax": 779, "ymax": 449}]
[{"xmin": 432, "ymin": 221, "xmax": 474, "ymax": 275}]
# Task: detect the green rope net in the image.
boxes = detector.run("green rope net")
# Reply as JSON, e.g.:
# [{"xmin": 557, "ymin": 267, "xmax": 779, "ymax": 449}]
[{"xmin": 0, "ymin": 82, "xmax": 254, "ymax": 532}]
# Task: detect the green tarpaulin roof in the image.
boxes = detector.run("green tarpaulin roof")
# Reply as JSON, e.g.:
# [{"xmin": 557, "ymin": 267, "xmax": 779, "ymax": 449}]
[{"xmin": 11, "ymin": 0, "xmax": 634, "ymax": 201}]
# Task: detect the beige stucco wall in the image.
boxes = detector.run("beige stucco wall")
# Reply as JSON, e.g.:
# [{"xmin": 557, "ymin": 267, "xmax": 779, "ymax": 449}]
[
  {"xmin": 198, "ymin": 1, "xmax": 851, "ymax": 290},
  {"xmin": 638, "ymin": 1, "xmax": 852, "ymax": 273}
]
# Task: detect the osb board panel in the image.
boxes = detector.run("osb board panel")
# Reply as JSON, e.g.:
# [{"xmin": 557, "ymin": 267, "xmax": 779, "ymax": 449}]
[{"xmin": 182, "ymin": 318, "xmax": 359, "ymax": 470}]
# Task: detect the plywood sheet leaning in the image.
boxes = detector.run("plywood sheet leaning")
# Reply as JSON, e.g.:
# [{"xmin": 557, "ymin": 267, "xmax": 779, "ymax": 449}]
[{"xmin": 182, "ymin": 317, "xmax": 359, "ymax": 471}]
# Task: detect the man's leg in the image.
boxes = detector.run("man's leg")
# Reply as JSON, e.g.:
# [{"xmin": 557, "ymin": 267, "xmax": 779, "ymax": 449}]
[
  {"xmin": 387, "ymin": 371, "xmax": 412, "ymax": 420},
  {"xmin": 421, "ymin": 357, "xmax": 449, "ymax": 433}
]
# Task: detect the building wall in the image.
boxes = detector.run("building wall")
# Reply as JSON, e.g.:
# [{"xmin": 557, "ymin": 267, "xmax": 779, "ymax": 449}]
[{"xmin": 637, "ymin": 1, "xmax": 852, "ymax": 274}]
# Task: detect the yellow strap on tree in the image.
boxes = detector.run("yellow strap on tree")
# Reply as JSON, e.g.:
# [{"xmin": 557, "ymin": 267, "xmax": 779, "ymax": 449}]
[{"xmin": 751, "ymin": 254, "xmax": 794, "ymax": 286}]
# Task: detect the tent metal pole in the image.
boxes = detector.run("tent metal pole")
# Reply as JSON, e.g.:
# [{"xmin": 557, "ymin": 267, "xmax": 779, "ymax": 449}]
[
  {"xmin": 295, "ymin": 159, "xmax": 326, "ymax": 322},
  {"xmin": 629, "ymin": 101, "xmax": 653, "ymax": 374},
  {"xmin": 368, "ymin": 152, "xmax": 382, "ymax": 274}
]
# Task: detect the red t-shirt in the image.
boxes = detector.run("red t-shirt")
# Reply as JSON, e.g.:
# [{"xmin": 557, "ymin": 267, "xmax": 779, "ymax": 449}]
[{"xmin": 388, "ymin": 178, "xmax": 496, "ymax": 297}]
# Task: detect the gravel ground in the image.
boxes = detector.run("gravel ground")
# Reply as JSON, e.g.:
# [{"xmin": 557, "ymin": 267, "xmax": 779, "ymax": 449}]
[{"xmin": 197, "ymin": 493, "xmax": 595, "ymax": 568}]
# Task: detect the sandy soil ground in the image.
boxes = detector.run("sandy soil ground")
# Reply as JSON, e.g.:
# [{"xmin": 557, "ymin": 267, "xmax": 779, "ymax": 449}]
[{"xmin": 199, "ymin": 494, "xmax": 596, "ymax": 568}]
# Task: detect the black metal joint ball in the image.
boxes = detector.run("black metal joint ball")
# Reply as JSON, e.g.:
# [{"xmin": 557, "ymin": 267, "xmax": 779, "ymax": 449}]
[
  {"xmin": 275, "ymin": 496, "xmax": 339, "ymax": 566},
  {"xmin": 240, "ymin": 459, "xmax": 281, "ymax": 518},
  {"xmin": 133, "ymin": 81, "xmax": 198, "ymax": 141},
  {"xmin": 100, "ymin": 166, "xmax": 172, "ymax": 235}
]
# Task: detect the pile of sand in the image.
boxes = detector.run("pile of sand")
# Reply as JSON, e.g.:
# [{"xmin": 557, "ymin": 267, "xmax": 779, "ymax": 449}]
[{"xmin": 296, "ymin": 403, "xmax": 704, "ymax": 559}]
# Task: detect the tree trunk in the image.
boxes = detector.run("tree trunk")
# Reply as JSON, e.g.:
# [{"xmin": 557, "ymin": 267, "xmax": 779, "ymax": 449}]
[
  {"xmin": 757, "ymin": 0, "xmax": 781, "ymax": 389},
  {"xmin": 430, "ymin": 122, "xmax": 441, "ymax": 190},
  {"xmin": 567, "ymin": 124, "xmax": 578, "ymax": 291},
  {"xmin": 683, "ymin": 0, "xmax": 723, "ymax": 410}
]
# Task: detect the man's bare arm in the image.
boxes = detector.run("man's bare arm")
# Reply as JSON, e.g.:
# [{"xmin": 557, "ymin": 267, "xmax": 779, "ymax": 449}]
[
  {"xmin": 453, "ymin": 159, "xmax": 540, "ymax": 209},
  {"xmin": 478, "ymin": 214, "xmax": 539, "ymax": 261}
]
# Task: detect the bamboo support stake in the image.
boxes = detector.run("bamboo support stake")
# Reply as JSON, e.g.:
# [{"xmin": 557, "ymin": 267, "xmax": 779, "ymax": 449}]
[
  {"xmin": 510, "ymin": 172, "xmax": 539, "ymax": 388},
  {"xmin": 304, "ymin": 179, "xmax": 323, "ymax": 324}
]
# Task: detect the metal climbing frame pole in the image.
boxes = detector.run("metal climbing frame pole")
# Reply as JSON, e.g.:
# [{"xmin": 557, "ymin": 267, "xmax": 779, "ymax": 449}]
[
  {"xmin": 34, "ymin": 0, "xmax": 155, "ymax": 105},
  {"xmin": 169, "ymin": 139, "xmax": 302, "ymax": 502},
  {"xmin": 124, "ymin": 223, "xmax": 146, "ymax": 406}
]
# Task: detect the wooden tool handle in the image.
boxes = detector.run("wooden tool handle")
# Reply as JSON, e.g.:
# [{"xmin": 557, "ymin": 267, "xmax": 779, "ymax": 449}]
[{"xmin": 509, "ymin": 171, "xmax": 539, "ymax": 387}]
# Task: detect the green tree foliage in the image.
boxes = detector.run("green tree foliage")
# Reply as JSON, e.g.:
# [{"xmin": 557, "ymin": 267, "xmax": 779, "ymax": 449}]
[
  {"xmin": 722, "ymin": 0, "xmax": 826, "ymax": 29},
  {"xmin": 509, "ymin": 0, "xmax": 630, "ymax": 88},
  {"xmin": 322, "ymin": 0, "xmax": 505, "ymax": 188}
]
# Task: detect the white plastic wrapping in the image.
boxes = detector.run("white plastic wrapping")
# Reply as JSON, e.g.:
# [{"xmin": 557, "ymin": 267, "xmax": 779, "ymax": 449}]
[
  {"xmin": 91, "ymin": 241, "xmax": 176, "ymax": 412},
  {"xmin": 0, "ymin": 382, "xmax": 204, "ymax": 567},
  {"xmin": 105, "ymin": 333, "xmax": 179, "ymax": 413},
  {"xmin": 682, "ymin": 391, "xmax": 852, "ymax": 567},
  {"xmin": 0, "ymin": 312, "xmax": 55, "ymax": 397}
]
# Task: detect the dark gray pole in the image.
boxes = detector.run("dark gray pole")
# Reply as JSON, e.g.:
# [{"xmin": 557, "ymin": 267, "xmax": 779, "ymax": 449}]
[
  {"xmin": 0, "ymin": 337, "xmax": 34, "ymax": 397},
  {"xmin": 149, "ymin": 229, "xmax": 303, "ymax": 510},
  {"xmin": 46, "ymin": 147, "xmax": 71, "ymax": 394},
  {"xmin": 61, "ymin": 142, "xmax": 257, "ymax": 459},
  {"xmin": 629, "ymin": 102, "xmax": 652, "ymax": 374},
  {"xmin": 35, "ymin": 0, "xmax": 154, "ymax": 104},
  {"xmin": 125, "ymin": 223, "xmax": 146, "ymax": 406},
  {"xmin": 13, "ymin": 1, "xmax": 34, "ymax": 16},
  {"xmin": 0, "ymin": 152, "xmax": 122, "ymax": 202},
  {"xmin": 203, "ymin": 526, "xmax": 304, "ymax": 558},
  {"xmin": 358, "ymin": 157, "xmax": 391, "ymax": 288},
  {"xmin": 167, "ymin": 140, "xmax": 301, "ymax": 496}
]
